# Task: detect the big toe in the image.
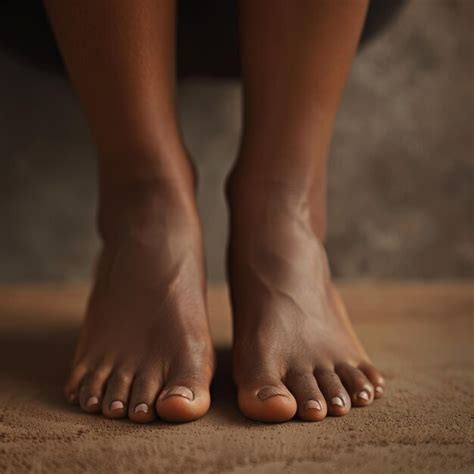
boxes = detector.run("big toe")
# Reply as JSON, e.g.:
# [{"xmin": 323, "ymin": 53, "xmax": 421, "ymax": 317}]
[
  {"xmin": 238, "ymin": 381, "xmax": 297, "ymax": 423},
  {"xmin": 156, "ymin": 378, "xmax": 210, "ymax": 423}
]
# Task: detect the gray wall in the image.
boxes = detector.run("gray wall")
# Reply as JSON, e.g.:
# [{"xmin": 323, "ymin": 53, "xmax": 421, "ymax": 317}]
[{"xmin": 0, "ymin": 0, "xmax": 472, "ymax": 283}]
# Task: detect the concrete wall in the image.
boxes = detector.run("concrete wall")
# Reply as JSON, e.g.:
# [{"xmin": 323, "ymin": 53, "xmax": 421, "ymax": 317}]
[{"xmin": 0, "ymin": 0, "xmax": 472, "ymax": 283}]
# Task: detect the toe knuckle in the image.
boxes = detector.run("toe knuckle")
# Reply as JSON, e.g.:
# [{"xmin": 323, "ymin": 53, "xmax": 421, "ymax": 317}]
[{"xmin": 116, "ymin": 372, "xmax": 134, "ymax": 385}]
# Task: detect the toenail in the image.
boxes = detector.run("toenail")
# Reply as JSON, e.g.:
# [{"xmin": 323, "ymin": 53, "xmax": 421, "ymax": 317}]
[
  {"xmin": 375, "ymin": 386, "xmax": 384, "ymax": 395},
  {"xmin": 331, "ymin": 396, "xmax": 344, "ymax": 407},
  {"xmin": 68, "ymin": 393, "xmax": 77, "ymax": 404},
  {"xmin": 110, "ymin": 400, "xmax": 124, "ymax": 411},
  {"xmin": 304, "ymin": 400, "xmax": 322, "ymax": 411},
  {"xmin": 358, "ymin": 390, "xmax": 370, "ymax": 401},
  {"xmin": 134, "ymin": 403, "xmax": 149, "ymax": 414},
  {"xmin": 160, "ymin": 386, "xmax": 194, "ymax": 401},
  {"xmin": 86, "ymin": 396, "xmax": 99, "ymax": 408},
  {"xmin": 257, "ymin": 386, "xmax": 288, "ymax": 401}
]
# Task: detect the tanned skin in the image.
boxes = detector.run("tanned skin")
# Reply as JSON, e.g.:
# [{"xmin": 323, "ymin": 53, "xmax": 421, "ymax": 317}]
[{"xmin": 43, "ymin": 0, "xmax": 384, "ymax": 423}]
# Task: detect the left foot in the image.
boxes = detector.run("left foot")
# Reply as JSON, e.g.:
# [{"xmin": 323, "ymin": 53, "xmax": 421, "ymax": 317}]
[{"xmin": 227, "ymin": 177, "xmax": 385, "ymax": 422}]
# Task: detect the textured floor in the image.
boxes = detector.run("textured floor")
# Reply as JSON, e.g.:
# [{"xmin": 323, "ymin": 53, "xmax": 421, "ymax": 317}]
[
  {"xmin": 0, "ymin": 282, "xmax": 472, "ymax": 473},
  {"xmin": 0, "ymin": 0, "xmax": 473, "ymax": 283}
]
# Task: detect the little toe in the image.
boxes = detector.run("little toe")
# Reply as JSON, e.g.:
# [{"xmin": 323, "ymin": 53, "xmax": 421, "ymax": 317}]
[
  {"xmin": 102, "ymin": 370, "xmax": 134, "ymax": 418},
  {"xmin": 78, "ymin": 365, "xmax": 111, "ymax": 413},
  {"xmin": 315, "ymin": 368, "xmax": 351, "ymax": 416},
  {"xmin": 359, "ymin": 361, "xmax": 385, "ymax": 398},
  {"xmin": 238, "ymin": 375, "xmax": 297, "ymax": 423},
  {"xmin": 65, "ymin": 363, "xmax": 88, "ymax": 405},
  {"xmin": 286, "ymin": 372, "xmax": 327, "ymax": 422},
  {"xmin": 156, "ymin": 377, "xmax": 210, "ymax": 423},
  {"xmin": 336, "ymin": 363, "xmax": 374, "ymax": 407},
  {"xmin": 128, "ymin": 371, "xmax": 161, "ymax": 423}
]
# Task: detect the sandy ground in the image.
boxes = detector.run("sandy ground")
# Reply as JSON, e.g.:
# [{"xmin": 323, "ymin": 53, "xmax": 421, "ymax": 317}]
[{"xmin": 0, "ymin": 282, "xmax": 472, "ymax": 473}]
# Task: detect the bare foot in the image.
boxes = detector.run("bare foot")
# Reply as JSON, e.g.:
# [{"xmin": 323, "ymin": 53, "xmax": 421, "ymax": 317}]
[
  {"xmin": 65, "ymin": 179, "xmax": 214, "ymax": 423},
  {"xmin": 227, "ymin": 178, "xmax": 384, "ymax": 422}
]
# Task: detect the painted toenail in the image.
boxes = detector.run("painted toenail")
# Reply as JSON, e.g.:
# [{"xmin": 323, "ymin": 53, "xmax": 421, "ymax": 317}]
[
  {"xmin": 331, "ymin": 396, "xmax": 344, "ymax": 407},
  {"xmin": 375, "ymin": 386, "xmax": 384, "ymax": 395},
  {"xmin": 160, "ymin": 386, "xmax": 194, "ymax": 401},
  {"xmin": 304, "ymin": 400, "xmax": 322, "ymax": 411},
  {"xmin": 134, "ymin": 403, "xmax": 149, "ymax": 414},
  {"xmin": 257, "ymin": 386, "xmax": 288, "ymax": 401},
  {"xmin": 358, "ymin": 390, "xmax": 370, "ymax": 401},
  {"xmin": 86, "ymin": 396, "xmax": 99, "ymax": 408},
  {"xmin": 110, "ymin": 400, "xmax": 124, "ymax": 411}
]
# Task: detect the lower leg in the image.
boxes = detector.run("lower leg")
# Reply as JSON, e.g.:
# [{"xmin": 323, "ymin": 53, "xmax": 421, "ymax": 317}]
[
  {"xmin": 44, "ymin": 0, "xmax": 213, "ymax": 423},
  {"xmin": 229, "ymin": 0, "xmax": 384, "ymax": 422}
]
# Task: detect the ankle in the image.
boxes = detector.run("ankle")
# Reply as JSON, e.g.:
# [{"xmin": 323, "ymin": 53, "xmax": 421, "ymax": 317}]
[
  {"xmin": 99, "ymin": 138, "xmax": 197, "ymax": 192},
  {"xmin": 225, "ymin": 166, "xmax": 327, "ymax": 241},
  {"xmin": 97, "ymin": 176, "xmax": 199, "ymax": 245}
]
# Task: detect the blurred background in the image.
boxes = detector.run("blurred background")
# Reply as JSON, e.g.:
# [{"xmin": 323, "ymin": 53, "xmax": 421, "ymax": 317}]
[{"xmin": 0, "ymin": 0, "xmax": 472, "ymax": 283}]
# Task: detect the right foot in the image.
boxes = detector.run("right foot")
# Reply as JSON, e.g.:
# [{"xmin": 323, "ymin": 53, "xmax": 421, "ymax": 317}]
[{"xmin": 65, "ymin": 179, "xmax": 214, "ymax": 423}]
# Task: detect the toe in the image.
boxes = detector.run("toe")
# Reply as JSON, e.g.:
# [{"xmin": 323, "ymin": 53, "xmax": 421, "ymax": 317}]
[
  {"xmin": 156, "ymin": 376, "xmax": 210, "ymax": 423},
  {"xmin": 336, "ymin": 363, "xmax": 374, "ymax": 407},
  {"xmin": 78, "ymin": 365, "xmax": 112, "ymax": 413},
  {"xmin": 286, "ymin": 371, "xmax": 327, "ymax": 421},
  {"xmin": 359, "ymin": 361, "xmax": 385, "ymax": 398},
  {"xmin": 128, "ymin": 370, "xmax": 162, "ymax": 423},
  {"xmin": 65, "ymin": 363, "xmax": 88, "ymax": 405},
  {"xmin": 102, "ymin": 369, "xmax": 134, "ymax": 418},
  {"xmin": 315, "ymin": 368, "xmax": 351, "ymax": 416},
  {"xmin": 237, "ymin": 373, "xmax": 297, "ymax": 423}
]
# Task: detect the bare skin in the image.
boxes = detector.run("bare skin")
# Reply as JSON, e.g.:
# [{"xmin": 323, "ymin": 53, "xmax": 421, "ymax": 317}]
[
  {"xmin": 44, "ymin": 0, "xmax": 384, "ymax": 424},
  {"xmin": 44, "ymin": 0, "xmax": 214, "ymax": 422},
  {"xmin": 227, "ymin": 184, "xmax": 384, "ymax": 422},
  {"xmin": 67, "ymin": 181, "xmax": 214, "ymax": 423},
  {"xmin": 228, "ymin": 0, "xmax": 384, "ymax": 422}
]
